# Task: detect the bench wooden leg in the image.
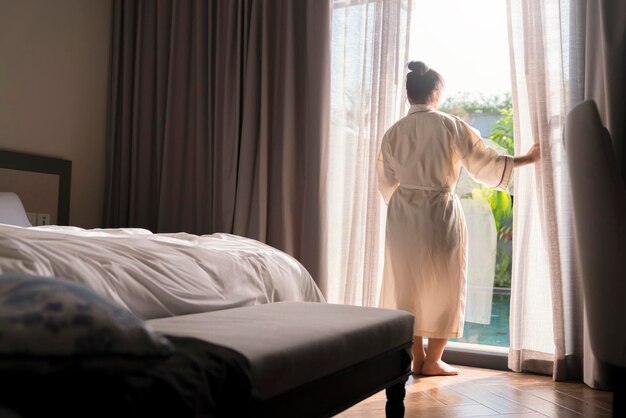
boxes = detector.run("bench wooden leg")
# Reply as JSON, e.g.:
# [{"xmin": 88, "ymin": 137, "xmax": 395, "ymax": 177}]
[
  {"xmin": 614, "ymin": 367, "xmax": 625, "ymax": 418},
  {"xmin": 385, "ymin": 379, "xmax": 406, "ymax": 418}
]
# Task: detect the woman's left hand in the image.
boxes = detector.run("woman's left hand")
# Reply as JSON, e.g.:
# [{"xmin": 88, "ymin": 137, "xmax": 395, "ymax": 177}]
[{"xmin": 526, "ymin": 143, "xmax": 541, "ymax": 163}]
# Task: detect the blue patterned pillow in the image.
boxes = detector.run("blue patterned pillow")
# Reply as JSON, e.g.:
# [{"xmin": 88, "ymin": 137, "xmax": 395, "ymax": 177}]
[{"xmin": 0, "ymin": 274, "xmax": 173, "ymax": 374}]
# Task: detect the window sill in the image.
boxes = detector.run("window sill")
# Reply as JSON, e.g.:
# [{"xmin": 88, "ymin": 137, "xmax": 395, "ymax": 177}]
[{"xmin": 441, "ymin": 341, "xmax": 509, "ymax": 371}]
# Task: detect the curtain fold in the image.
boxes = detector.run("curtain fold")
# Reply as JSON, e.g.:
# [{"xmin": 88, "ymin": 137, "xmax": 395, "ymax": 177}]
[
  {"xmin": 104, "ymin": 0, "xmax": 330, "ymax": 291},
  {"xmin": 507, "ymin": 0, "xmax": 584, "ymax": 381},
  {"xmin": 585, "ymin": 1, "xmax": 626, "ymax": 185},
  {"xmin": 326, "ymin": 0, "xmax": 412, "ymax": 305}
]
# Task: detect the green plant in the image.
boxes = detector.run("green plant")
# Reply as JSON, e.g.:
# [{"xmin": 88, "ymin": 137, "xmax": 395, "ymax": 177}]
[
  {"xmin": 494, "ymin": 246, "xmax": 512, "ymax": 288},
  {"xmin": 470, "ymin": 187, "xmax": 513, "ymax": 241},
  {"xmin": 488, "ymin": 107, "xmax": 514, "ymax": 155},
  {"xmin": 488, "ymin": 187, "xmax": 513, "ymax": 288},
  {"xmin": 489, "ymin": 107, "xmax": 514, "ymax": 288},
  {"xmin": 489, "ymin": 189, "xmax": 513, "ymax": 240}
]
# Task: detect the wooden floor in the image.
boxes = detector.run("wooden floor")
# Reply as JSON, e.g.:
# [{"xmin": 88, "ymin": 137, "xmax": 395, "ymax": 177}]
[{"xmin": 335, "ymin": 365, "xmax": 614, "ymax": 417}]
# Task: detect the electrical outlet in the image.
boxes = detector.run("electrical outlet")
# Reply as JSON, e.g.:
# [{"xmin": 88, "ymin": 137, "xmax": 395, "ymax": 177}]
[{"xmin": 36, "ymin": 213, "xmax": 51, "ymax": 226}]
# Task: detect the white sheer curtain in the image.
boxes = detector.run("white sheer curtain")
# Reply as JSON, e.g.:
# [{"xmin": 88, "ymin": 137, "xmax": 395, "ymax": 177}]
[
  {"xmin": 327, "ymin": 0, "xmax": 412, "ymax": 305},
  {"xmin": 507, "ymin": 0, "xmax": 585, "ymax": 380}
]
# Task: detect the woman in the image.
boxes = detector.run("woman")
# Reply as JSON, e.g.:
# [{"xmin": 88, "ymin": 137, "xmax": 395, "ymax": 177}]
[{"xmin": 377, "ymin": 61, "xmax": 540, "ymax": 376}]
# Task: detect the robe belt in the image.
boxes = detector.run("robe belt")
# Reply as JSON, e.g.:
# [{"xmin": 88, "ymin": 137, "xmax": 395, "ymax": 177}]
[{"xmin": 399, "ymin": 184, "xmax": 453, "ymax": 193}]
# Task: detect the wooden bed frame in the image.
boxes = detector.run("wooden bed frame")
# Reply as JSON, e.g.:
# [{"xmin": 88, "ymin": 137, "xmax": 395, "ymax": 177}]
[{"xmin": 0, "ymin": 149, "xmax": 72, "ymax": 225}]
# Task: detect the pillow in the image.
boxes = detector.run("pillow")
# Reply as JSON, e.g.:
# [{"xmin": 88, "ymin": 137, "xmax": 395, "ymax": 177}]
[
  {"xmin": 0, "ymin": 274, "xmax": 174, "ymax": 374},
  {"xmin": 0, "ymin": 192, "xmax": 32, "ymax": 227}
]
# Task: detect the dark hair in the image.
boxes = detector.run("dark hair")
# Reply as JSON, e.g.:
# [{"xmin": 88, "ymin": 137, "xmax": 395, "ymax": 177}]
[{"xmin": 406, "ymin": 61, "xmax": 444, "ymax": 103}]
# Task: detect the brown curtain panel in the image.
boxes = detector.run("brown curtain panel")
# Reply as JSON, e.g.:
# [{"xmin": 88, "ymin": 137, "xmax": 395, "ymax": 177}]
[
  {"xmin": 581, "ymin": 0, "xmax": 626, "ymax": 389},
  {"xmin": 104, "ymin": 0, "xmax": 330, "ymax": 292},
  {"xmin": 585, "ymin": 0, "xmax": 626, "ymax": 184}
]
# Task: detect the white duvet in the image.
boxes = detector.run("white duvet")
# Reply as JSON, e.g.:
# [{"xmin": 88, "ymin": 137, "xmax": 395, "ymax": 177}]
[{"xmin": 0, "ymin": 224, "xmax": 325, "ymax": 319}]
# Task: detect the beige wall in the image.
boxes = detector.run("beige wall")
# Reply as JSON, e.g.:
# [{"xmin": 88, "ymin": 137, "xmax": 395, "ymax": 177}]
[{"xmin": 0, "ymin": 0, "xmax": 112, "ymax": 228}]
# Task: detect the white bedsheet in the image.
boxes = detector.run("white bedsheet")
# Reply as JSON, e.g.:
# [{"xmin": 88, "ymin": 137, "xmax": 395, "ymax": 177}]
[{"xmin": 0, "ymin": 224, "xmax": 325, "ymax": 319}]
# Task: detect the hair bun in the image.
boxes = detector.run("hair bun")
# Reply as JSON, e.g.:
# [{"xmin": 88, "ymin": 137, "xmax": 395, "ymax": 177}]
[{"xmin": 408, "ymin": 61, "xmax": 429, "ymax": 75}]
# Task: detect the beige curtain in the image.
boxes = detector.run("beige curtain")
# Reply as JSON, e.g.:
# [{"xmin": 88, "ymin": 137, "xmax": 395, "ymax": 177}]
[
  {"xmin": 507, "ymin": 0, "xmax": 584, "ymax": 380},
  {"xmin": 326, "ymin": 0, "xmax": 413, "ymax": 305},
  {"xmin": 105, "ymin": 0, "xmax": 331, "ymax": 291}
]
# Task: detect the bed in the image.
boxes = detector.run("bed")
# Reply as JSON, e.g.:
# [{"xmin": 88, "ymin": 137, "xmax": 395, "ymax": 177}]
[
  {"xmin": 0, "ymin": 223, "xmax": 325, "ymax": 319},
  {"xmin": 0, "ymin": 149, "xmax": 413, "ymax": 417}
]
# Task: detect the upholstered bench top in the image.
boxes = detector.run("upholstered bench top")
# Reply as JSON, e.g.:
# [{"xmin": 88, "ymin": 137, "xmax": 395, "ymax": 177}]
[{"xmin": 147, "ymin": 302, "xmax": 414, "ymax": 400}]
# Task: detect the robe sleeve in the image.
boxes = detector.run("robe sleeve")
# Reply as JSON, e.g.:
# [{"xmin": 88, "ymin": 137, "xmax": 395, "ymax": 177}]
[
  {"xmin": 377, "ymin": 136, "xmax": 400, "ymax": 204},
  {"xmin": 452, "ymin": 118, "xmax": 513, "ymax": 191}
]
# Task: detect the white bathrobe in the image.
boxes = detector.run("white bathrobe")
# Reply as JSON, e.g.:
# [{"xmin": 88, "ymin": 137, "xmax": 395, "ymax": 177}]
[{"xmin": 377, "ymin": 104, "xmax": 513, "ymax": 338}]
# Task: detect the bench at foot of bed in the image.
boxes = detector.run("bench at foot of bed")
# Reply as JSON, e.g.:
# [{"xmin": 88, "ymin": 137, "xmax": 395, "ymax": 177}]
[{"xmin": 148, "ymin": 301, "xmax": 414, "ymax": 418}]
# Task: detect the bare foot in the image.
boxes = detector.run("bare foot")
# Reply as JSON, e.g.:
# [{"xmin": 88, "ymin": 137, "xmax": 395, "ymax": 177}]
[
  {"xmin": 412, "ymin": 349, "xmax": 426, "ymax": 375},
  {"xmin": 421, "ymin": 360, "xmax": 460, "ymax": 376},
  {"xmin": 412, "ymin": 357, "xmax": 425, "ymax": 375}
]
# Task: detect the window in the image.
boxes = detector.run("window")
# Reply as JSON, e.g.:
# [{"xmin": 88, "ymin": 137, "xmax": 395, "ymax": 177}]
[
  {"xmin": 329, "ymin": 0, "xmax": 514, "ymax": 366},
  {"xmin": 409, "ymin": 0, "xmax": 513, "ymax": 353}
]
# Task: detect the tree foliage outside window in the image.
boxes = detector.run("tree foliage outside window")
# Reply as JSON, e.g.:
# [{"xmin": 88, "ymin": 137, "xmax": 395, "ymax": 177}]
[
  {"xmin": 489, "ymin": 107, "xmax": 514, "ymax": 155},
  {"xmin": 439, "ymin": 92, "xmax": 512, "ymax": 115}
]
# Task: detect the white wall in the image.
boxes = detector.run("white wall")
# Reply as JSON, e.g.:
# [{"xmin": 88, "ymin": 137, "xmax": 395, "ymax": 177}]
[{"xmin": 0, "ymin": 0, "xmax": 112, "ymax": 228}]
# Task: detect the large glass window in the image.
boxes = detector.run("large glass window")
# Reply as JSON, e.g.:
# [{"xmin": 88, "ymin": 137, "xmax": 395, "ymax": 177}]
[
  {"xmin": 409, "ymin": 0, "xmax": 513, "ymax": 349},
  {"xmin": 329, "ymin": 0, "xmax": 514, "ymax": 352}
]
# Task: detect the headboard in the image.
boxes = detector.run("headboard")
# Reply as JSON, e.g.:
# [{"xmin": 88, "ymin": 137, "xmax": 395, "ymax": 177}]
[{"xmin": 0, "ymin": 150, "xmax": 72, "ymax": 225}]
